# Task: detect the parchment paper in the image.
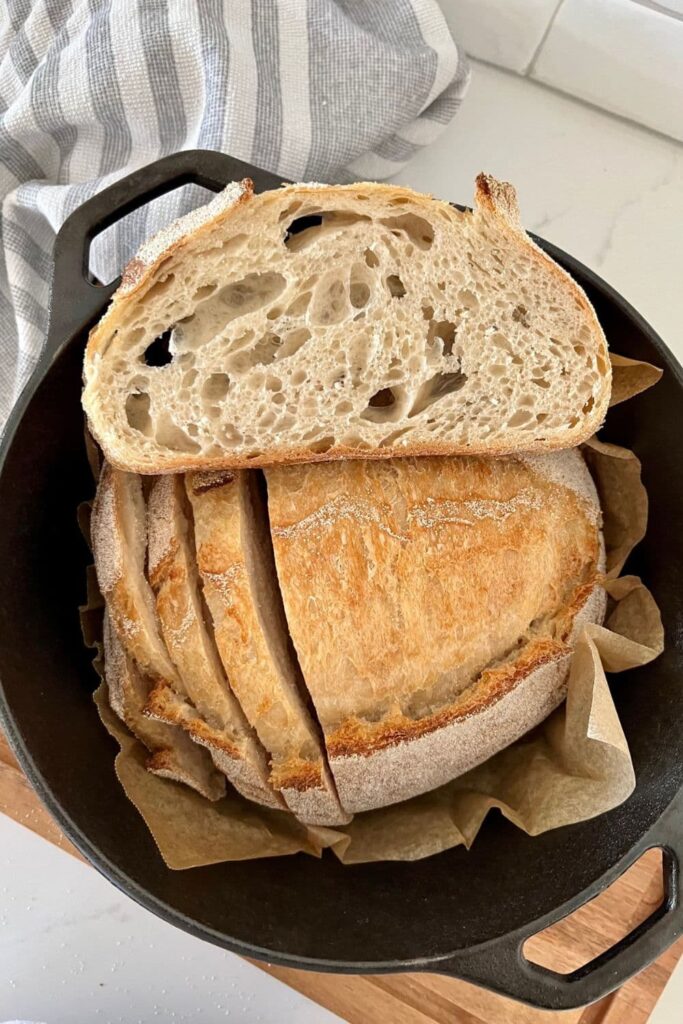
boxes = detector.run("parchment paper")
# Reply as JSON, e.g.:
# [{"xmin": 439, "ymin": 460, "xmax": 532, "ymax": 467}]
[{"xmin": 82, "ymin": 354, "xmax": 665, "ymax": 866}]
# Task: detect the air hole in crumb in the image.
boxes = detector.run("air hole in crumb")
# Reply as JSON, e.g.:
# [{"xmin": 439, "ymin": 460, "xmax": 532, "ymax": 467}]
[
  {"xmin": 272, "ymin": 393, "xmax": 286, "ymax": 405},
  {"xmin": 408, "ymin": 372, "xmax": 467, "ymax": 417},
  {"xmin": 143, "ymin": 328, "xmax": 174, "ymax": 367},
  {"xmin": 183, "ymin": 369, "xmax": 198, "ymax": 387},
  {"xmin": 363, "ymin": 248, "xmax": 379, "ymax": 268},
  {"xmin": 532, "ymin": 377, "xmax": 550, "ymax": 389},
  {"xmin": 361, "ymin": 386, "xmax": 406, "ymax": 423},
  {"xmin": 279, "ymin": 201, "xmax": 302, "ymax": 221},
  {"xmin": 508, "ymin": 409, "xmax": 533, "ymax": 428},
  {"xmin": 155, "ymin": 412, "xmax": 201, "ymax": 453},
  {"xmin": 422, "ymin": 304, "xmax": 434, "ymax": 320},
  {"xmin": 217, "ymin": 233, "xmax": 248, "ymax": 255},
  {"xmin": 379, "ymin": 213, "xmax": 434, "ymax": 249},
  {"xmin": 129, "ymin": 326, "xmax": 146, "ymax": 346},
  {"xmin": 284, "ymin": 210, "xmax": 370, "ymax": 252},
  {"xmin": 267, "ymin": 306, "xmax": 283, "ymax": 321},
  {"xmin": 512, "ymin": 304, "xmax": 530, "ymax": 327},
  {"xmin": 335, "ymin": 400, "xmax": 354, "ymax": 415},
  {"xmin": 221, "ymin": 423, "xmax": 243, "ymax": 443},
  {"xmin": 125, "ymin": 392, "xmax": 152, "ymax": 435},
  {"xmin": 286, "ymin": 291, "xmax": 312, "ymax": 317},
  {"xmin": 283, "ymin": 213, "xmax": 323, "ymax": 246},
  {"xmin": 568, "ymin": 415, "xmax": 580, "ymax": 428},
  {"xmin": 266, "ymin": 375, "xmax": 282, "ymax": 392},
  {"xmin": 536, "ymin": 413, "xmax": 548, "ymax": 423},
  {"xmin": 203, "ymin": 373, "xmax": 231, "ymax": 401},
  {"xmin": 370, "ymin": 387, "xmax": 395, "ymax": 408},
  {"xmin": 340, "ymin": 434, "xmax": 371, "ymax": 449},
  {"xmin": 427, "ymin": 319, "xmax": 456, "ymax": 356},
  {"xmin": 310, "ymin": 275, "xmax": 349, "ymax": 326},
  {"xmin": 386, "ymin": 274, "xmax": 406, "ymax": 299},
  {"xmin": 187, "ymin": 423, "xmax": 199, "ymax": 437},
  {"xmin": 309, "ymin": 436, "xmax": 335, "ymax": 453},
  {"xmin": 291, "ymin": 369, "xmax": 307, "ymax": 386},
  {"xmin": 194, "ymin": 283, "xmax": 217, "ymax": 301},
  {"xmin": 458, "ymin": 287, "xmax": 479, "ymax": 311},
  {"xmin": 380, "ymin": 427, "xmax": 411, "ymax": 446},
  {"xmin": 350, "ymin": 281, "xmax": 371, "ymax": 308},
  {"xmin": 583, "ymin": 395, "xmax": 595, "ymax": 414}
]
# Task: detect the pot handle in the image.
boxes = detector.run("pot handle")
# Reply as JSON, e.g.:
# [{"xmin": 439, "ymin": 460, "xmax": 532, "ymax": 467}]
[
  {"xmin": 45, "ymin": 149, "xmax": 284, "ymax": 358},
  {"xmin": 434, "ymin": 790, "xmax": 683, "ymax": 1011}
]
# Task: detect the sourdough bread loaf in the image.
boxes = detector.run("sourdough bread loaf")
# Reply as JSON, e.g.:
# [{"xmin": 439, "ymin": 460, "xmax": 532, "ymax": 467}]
[
  {"xmin": 82, "ymin": 175, "xmax": 610, "ymax": 474},
  {"xmin": 265, "ymin": 449, "xmax": 606, "ymax": 812}
]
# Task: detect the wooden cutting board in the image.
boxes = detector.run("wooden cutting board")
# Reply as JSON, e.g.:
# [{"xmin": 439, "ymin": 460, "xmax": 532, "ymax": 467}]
[{"xmin": 1, "ymin": 730, "xmax": 680, "ymax": 1024}]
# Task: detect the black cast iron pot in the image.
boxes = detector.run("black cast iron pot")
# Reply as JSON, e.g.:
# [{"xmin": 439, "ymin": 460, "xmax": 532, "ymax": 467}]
[{"xmin": 0, "ymin": 151, "xmax": 681, "ymax": 1012}]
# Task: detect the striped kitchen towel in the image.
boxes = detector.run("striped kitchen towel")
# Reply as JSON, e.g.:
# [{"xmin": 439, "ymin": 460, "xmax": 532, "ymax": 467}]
[{"xmin": 0, "ymin": 0, "xmax": 469, "ymax": 429}]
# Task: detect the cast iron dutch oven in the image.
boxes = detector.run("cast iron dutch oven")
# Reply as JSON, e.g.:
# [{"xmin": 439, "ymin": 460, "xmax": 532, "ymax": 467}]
[{"xmin": 0, "ymin": 151, "xmax": 682, "ymax": 1011}]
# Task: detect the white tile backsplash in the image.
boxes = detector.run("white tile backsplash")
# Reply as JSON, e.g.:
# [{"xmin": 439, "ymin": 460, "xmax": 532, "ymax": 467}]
[
  {"xmin": 529, "ymin": 0, "xmax": 683, "ymax": 139},
  {"xmin": 437, "ymin": 0, "xmax": 561, "ymax": 73},
  {"xmin": 441, "ymin": 0, "xmax": 683, "ymax": 141}
]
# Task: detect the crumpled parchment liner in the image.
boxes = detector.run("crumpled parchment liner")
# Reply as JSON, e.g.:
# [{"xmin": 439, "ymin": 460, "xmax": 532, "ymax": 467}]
[{"xmin": 80, "ymin": 354, "xmax": 665, "ymax": 867}]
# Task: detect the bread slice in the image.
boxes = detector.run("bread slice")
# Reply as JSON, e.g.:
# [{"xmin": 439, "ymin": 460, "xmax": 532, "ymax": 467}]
[
  {"xmin": 186, "ymin": 468, "xmax": 350, "ymax": 826},
  {"xmin": 265, "ymin": 450, "xmax": 606, "ymax": 813},
  {"xmin": 83, "ymin": 175, "xmax": 611, "ymax": 474},
  {"xmin": 146, "ymin": 475, "xmax": 282, "ymax": 810},
  {"xmin": 91, "ymin": 462, "xmax": 177, "ymax": 683},
  {"xmin": 102, "ymin": 610, "xmax": 225, "ymax": 800}
]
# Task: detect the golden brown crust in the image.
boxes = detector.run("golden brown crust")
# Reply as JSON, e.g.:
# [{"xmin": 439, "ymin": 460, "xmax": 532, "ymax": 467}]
[{"xmin": 267, "ymin": 451, "xmax": 605, "ymax": 812}]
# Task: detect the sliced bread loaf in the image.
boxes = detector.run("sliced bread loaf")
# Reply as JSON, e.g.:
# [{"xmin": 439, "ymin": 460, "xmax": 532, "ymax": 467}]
[
  {"xmin": 146, "ymin": 475, "xmax": 282, "ymax": 810},
  {"xmin": 83, "ymin": 175, "xmax": 610, "ymax": 474},
  {"xmin": 102, "ymin": 610, "xmax": 225, "ymax": 801},
  {"xmin": 186, "ymin": 468, "xmax": 350, "ymax": 826},
  {"xmin": 265, "ymin": 450, "xmax": 606, "ymax": 813}
]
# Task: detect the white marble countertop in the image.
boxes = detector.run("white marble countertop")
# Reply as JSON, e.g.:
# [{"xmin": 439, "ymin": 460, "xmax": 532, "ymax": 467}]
[{"xmin": 1, "ymin": 59, "xmax": 681, "ymax": 1024}]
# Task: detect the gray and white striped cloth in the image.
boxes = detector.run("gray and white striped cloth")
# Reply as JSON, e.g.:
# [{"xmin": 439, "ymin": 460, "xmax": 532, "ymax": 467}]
[{"xmin": 0, "ymin": 0, "xmax": 469, "ymax": 428}]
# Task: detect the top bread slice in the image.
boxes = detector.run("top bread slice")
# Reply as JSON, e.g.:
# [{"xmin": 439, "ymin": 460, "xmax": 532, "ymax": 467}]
[
  {"xmin": 186, "ymin": 468, "xmax": 350, "ymax": 826},
  {"xmin": 146, "ymin": 475, "xmax": 282, "ymax": 810},
  {"xmin": 82, "ymin": 175, "xmax": 611, "ymax": 474},
  {"xmin": 265, "ymin": 449, "xmax": 606, "ymax": 813},
  {"xmin": 102, "ymin": 609, "xmax": 225, "ymax": 801}
]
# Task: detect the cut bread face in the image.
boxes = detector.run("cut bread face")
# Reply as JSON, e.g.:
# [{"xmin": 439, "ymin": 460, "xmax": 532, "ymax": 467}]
[
  {"xmin": 91, "ymin": 463, "xmax": 177, "ymax": 683},
  {"xmin": 265, "ymin": 449, "xmax": 606, "ymax": 813},
  {"xmin": 146, "ymin": 475, "xmax": 282, "ymax": 810},
  {"xmin": 102, "ymin": 610, "xmax": 225, "ymax": 801},
  {"xmin": 186, "ymin": 469, "xmax": 350, "ymax": 826},
  {"xmin": 83, "ymin": 175, "xmax": 611, "ymax": 474}
]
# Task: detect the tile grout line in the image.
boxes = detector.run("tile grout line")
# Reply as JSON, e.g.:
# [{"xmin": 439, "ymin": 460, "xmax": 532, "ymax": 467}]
[
  {"xmin": 467, "ymin": 57, "xmax": 683, "ymax": 149},
  {"xmin": 524, "ymin": 0, "xmax": 568, "ymax": 77},
  {"xmin": 628, "ymin": 0, "xmax": 683, "ymax": 24}
]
